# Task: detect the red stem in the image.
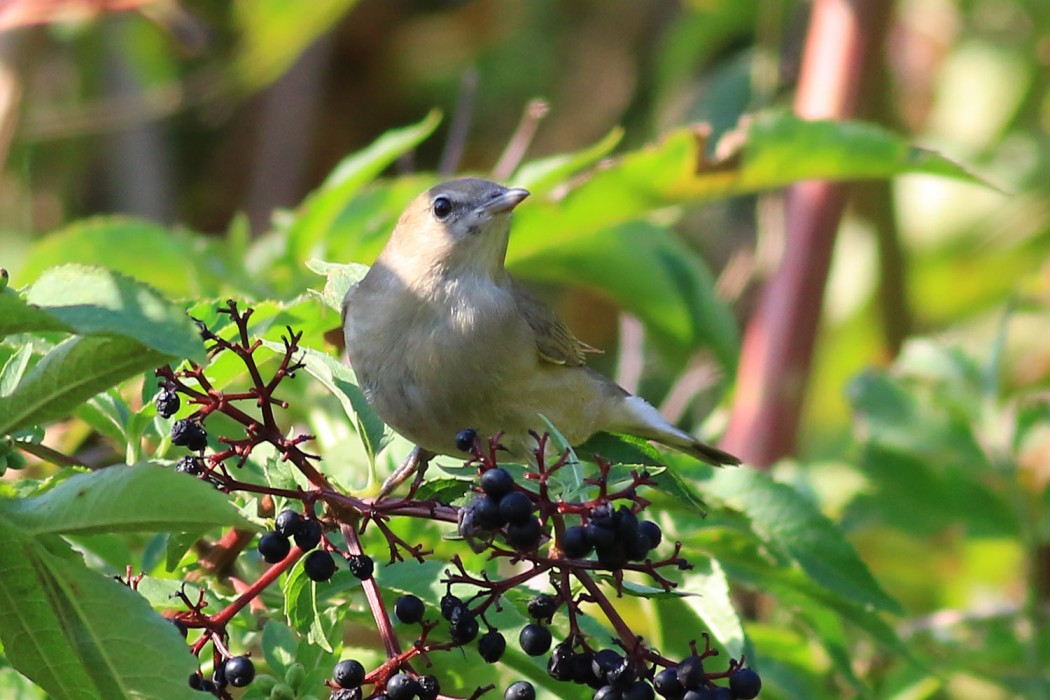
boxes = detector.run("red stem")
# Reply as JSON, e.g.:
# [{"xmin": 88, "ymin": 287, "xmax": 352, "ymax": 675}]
[
  {"xmin": 340, "ymin": 522, "xmax": 403, "ymax": 659},
  {"xmin": 722, "ymin": 0, "xmax": 891, "ymax": 466}
]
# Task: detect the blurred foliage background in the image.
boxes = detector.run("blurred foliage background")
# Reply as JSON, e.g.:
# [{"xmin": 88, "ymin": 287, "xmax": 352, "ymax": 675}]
[{"xmin": 1, "ymin": 0, "xmax": 1049, "ymax": 698}]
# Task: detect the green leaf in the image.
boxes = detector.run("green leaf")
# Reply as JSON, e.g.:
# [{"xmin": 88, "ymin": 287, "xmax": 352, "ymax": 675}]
[
  {"xmin": 281, "ymin": 560, "xmax": 338, "ymax": 653},
  {"xmin": 0, "ymin": 519, "xmax": 198, "ymax": 699},
  {"xmin": 288, "ymin": 112, "xmax": 442, "ymax": 262},
  {"xmin": 576, "ymin": 431, "xmax": 667, "ymax": 467},
  {"xmin": 262, "ymin": 621, "xmax": 299, "ymax": 677},
  {"xmin": 1, "ymin": 463, "xmax": 249, "ymax": 536},
  {"xmin": 0, "ymin": 288, "xmax": 72, "ymax": 337},
  {"xmin": 0, "ymin": 336, "xmax": 167, "ymax": 435},
  {"xmin": 0, "ymin": 344, "xmax": 33, "ymax": 397},
  {"xmin": 704, "ymin": 467, "xmax": 902, "ymax": 613},
  {"xmin": 280, "ymin": 344, "xmax": 388, "ymax": 463},
  {"xmin": 233, "ymin": 0, "xmax": 361, "ymax": 88},
  {"xmin": 24, "ymin": 265, "xmax": 204, "ymax": 362},
  {"xmin": 679, "ymin": 558, "xmax": 746, "ymax": 657},
  {"xmin": 511, "ymin": 127, "xmax": 624, "ymax": 194},
  {"xmin": 305, "ymin": 259, "xmax": 369, "ymax": 312},
  {"xmin": 512, "ymin": 221, "xmax": 737, "ymax": 368},
  {"xmin": 652, "ymin": 463, "xmax": 709, "ymax": 516},
  {"xmin": 15, "ymin": 218, "xmax": 219, "ymax": 299}
]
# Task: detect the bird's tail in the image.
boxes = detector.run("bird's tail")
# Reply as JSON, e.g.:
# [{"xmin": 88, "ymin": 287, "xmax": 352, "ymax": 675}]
[{"xmin": 616, "ymin": 395, "xmax": 741, "ymax": 466}]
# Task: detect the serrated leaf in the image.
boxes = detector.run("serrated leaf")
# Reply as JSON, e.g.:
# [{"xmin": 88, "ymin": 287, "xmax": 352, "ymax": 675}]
[
  {"xmin": 593, "ymin": 574, "xmax": 695, "ymax": 599},
  {"xmin": 678, "ymin": 558, "xmax": 745, "ymax": 657},
  {"xmin": 24, "ymin": 265, "xmax": 204, "ymax": 362},
  {"xmin": 288, "ymin": 111, "xmax": 441, "ymax": 262},
  {"xmin": 576, "ymin": 431, "xmax": 666, "ymax": 466},
  {"xmin": 0, "ymin": 520, "xmax": 198, "ymax": 699},
  {"xmin": 652, "ymin": 464, "xmax": 709, "ymax": 516},
  {"xmin": 305, "ymin": 259, "xmax": 369, "ymax": 312},
  {"xmin": 0, "ymin": 336, "xmax": 168, "ymax": 435},
  {"xmin": 414, "ymin": 477, "xmax": 473, "ymax": 504},
  {"xmin": 262, "ymin": 621, "xmax": 299, "ymax": 677},
  {"xmin": 281, "ymin": 559, "xmax": 337, "ymax": 652},
  {"xmin": 705, "ymin": 468, "xmax": 901, "ymax": 613},
  {"xmin": 1, "ymin": 463, "xmax": 249, "ymax": 536},
  {"xmin": 0, "ymin": 288, "xmax": 72, "ymax": 337},
  {"xmin": 277, "ymin": 344, "xmax": 387, "ymax": 462}
]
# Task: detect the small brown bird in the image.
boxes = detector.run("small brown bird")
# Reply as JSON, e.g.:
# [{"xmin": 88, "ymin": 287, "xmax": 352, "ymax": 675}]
[{"xmin": 342, "ymin": 178, "xmax": 739, "ymax": 484}]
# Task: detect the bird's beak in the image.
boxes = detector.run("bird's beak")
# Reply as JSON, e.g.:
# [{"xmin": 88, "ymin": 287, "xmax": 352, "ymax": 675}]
[{"xmin": 477, "ymin": 187, "xmax": 530, "ymax": 215}]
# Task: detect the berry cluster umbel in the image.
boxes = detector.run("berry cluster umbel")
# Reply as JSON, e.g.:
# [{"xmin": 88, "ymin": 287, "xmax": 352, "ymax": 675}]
[{"xmin": 145, "ymin": 302, "xmax": 761, "ymax": 700}]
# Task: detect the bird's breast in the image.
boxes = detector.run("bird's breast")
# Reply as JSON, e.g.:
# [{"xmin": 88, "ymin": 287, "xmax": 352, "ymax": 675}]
[{"xmin": 343, "ymin": 278, "xmax": 533, "ymax": 452}]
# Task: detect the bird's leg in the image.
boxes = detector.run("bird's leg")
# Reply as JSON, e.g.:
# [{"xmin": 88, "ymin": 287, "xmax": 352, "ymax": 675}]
[{"xmin": 377, "ymin": 446, "xmax": 434, "ymax": 500}]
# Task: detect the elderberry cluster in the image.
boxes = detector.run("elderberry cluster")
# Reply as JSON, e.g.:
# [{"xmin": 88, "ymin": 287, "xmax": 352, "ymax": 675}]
[
  {"xmin": 458, "ymin": 451, "xmax": 544, "ymax": 550},
  {"xmin": 146, "ymin": 305, "xmax": 764, "ymax": 700}
]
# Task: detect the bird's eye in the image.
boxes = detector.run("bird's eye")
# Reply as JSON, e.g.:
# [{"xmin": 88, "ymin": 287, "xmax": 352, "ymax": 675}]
[{"xmin": 433, "ymin": 196, "xmax": 453, "ymax": 221}]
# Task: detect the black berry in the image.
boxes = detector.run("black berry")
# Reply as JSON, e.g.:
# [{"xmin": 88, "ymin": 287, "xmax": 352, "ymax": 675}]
[
  {"xmin": 175, "ymin": 456, "xmax": 203, "ymax": 475},
  {"xmin": 585, "ymin": 520, "xmax": 616, "ymax": 549},
  {"xmin": 518, "ymin": 623, "xmax": 552, "ymax": 656},
  {"xmin": 653, "ymin": 667, "xmax": 685, "ymax": 698},
  {"xmin": 607, "ymin": 657, "xmax": 637, "ymax": 687},
  {"xmin": 728, "ymin": 668, "xmax": 761, "ymax": 699},
  {"xmin": 293, "ymin": 518, "xmax": 323, "ymax": 550},
  {"xmin": 676, "ymin": 655, "xmax": 705, "ymax": 690},
  {"xmin": 394, "ymin": 594, "xmax": 425, "ymax": 624},
  {"xmin": 625, "ymin": 530, "xmax": 653, "ymax": 562},
  {"xmin": 171, "ymin": 618, "xmax": 188, "ymax": 638},
  {"xmin": 594, "ymin": 686, "xmax": 623, "ymax": 700},
  {"xmin": 480, "ymin": 467, "xmax": 515, "ymax": 499},
  {"xmin": 595, "ymin": 540, "xmax": 628, "ymax": 569},
  {"xmin": 386, "ymin": 672, "xmax": 419, "ymax": 700},
  {"xmin": 638, "ymin": 520, "xmax": 662, "ymax": 549},
  {"xmin": 466, "ymin": 495, "xmax": 504, "ymax": 531},
  {"xmin": 560, "ymin": 525, "xmax": 593, "ymax": 559},
  {"xmin": 275, "ymin": 509, "xmax": 303, "ymax": 537},
  {"xmin": 449, "ymin": 610, "xmax": 480, "ymax": 645},
  {"xmin": 171, "ymin": 419, "xmax": 207, "ymax": 451},
  {"xmin": 506, "ymin": 518, "xmax": 543, "ymax": 550},
  {"xmin": 547, "ymin": 643, "xmax": 575, "ymax": 681},
  {"xmin": 258, "ymin": 532, "xmax": 291, "ymax": 563},
  {"xmin": 527, "ymin": 594, "xmax": 557, "ymax": 620},
  {"xmin": 478, "ymin": 629, "xmax": 507, "ymax": 663},
  {"xmin": 331, "ymin": 689, "xmax": 363, "ymax": 700},
  {"xmin": 615, "ymin": 505, "xmax": 639, "ymax": 541},
  {"xmin": 303, "ymin": 550, "xmax": 337, "ymax": 581},
  {"xmin": 504, "ymin": 681, "xmax": 536, "ymax": 700},
  {"xmin": 440, "ymin": 593, "xmax": 464, "ymax": 621},
  {"xmin": 188, "ymin": 673, "xmax": 202, "ymax": 689},
  {"xmin": 455, "ymin": 428, "xmax": 478, "ymax": 452},
  {"xmin": 333, "ymin": 659, "xmax": 366, "ymax": 689},
  {"xmin": 348, "ymin": 554, "xmax": 374, "ymax": 580},
  {"xmin": 498, "ymin": 490, "xmax": 534, "ymax": 525},
  {"xmin": 624, "ymin": 681, "xmax": 656, "ymax": 700},
  {"xmin": 591, "ymin": 649, "xmax": 623, "ymax": 685},
  {"xmin": 418, "ymin": 674, "xmax": 440, "ymax": 700},
  {"xmin": 155, "ymin": 388, "xmax": 180, "ymax": 418},
  {"xmin": 223, "ymin": 656, "xmax": 255, "ymax": 688}
]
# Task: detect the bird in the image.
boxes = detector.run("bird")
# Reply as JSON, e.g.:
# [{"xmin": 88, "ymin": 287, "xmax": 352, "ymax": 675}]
[{"xmin": 341, "ymin": 177, "xmax": 739, "ymax": 489}]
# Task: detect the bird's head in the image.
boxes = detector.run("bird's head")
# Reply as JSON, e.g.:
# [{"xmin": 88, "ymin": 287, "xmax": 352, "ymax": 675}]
[{"xmin": 379, "ymin": 178, "xmax": 530, "ymax": 284}]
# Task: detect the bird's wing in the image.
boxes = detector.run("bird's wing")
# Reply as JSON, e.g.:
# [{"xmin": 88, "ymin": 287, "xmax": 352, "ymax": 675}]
[{"xmin": 511, "ymin": 282, "xmax": 601, "ymax": 367}]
